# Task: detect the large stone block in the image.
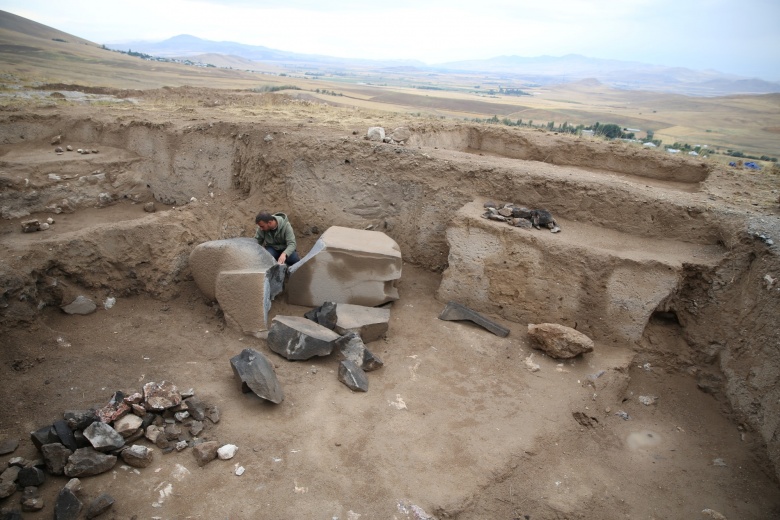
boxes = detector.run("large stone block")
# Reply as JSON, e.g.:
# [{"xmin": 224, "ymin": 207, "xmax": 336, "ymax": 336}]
[
  {"xmin": 189, "ymin": 238, "xmax": 276, "ymax": 299},
  {"xmin": 287, "ymin": 227, "xmax": 402, "ymax": 307},
  {"xmin": 305, "ymin": 302, "xmax": 391, "ymax": 343},
  {"xmin": 189, "ymin": 238, "xmax": 285, "ymax": 333},
  {"xmin": 267, "ymin": 316, "xmax": 341, "ymax": 360}
]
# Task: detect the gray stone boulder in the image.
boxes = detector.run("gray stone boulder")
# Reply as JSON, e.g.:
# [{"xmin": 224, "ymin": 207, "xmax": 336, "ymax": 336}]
[
  {"xmin": 527, "ymin": 323, "xmax": 594, "ymax": 359},
  {"xmin": 338, "ymin": 360, "xmax": 369, "ymax": 392},
  {"xmin": 390, "ymin": 127, "xmax": 411, "ymax": 142},
  {"xmin": 267, "ymin": 316, "xmax": 341, "ymax": 361},
  {"xmin": 64, "ymin": 448, "xmax": 117, "ymax": 477},
  {"xmin": 288, "ymin": 226, "xmax": 402, "ymax": 307},
  {"xmin": 230, "ymin": 348, "xmax": 284, "ymax": 404}
]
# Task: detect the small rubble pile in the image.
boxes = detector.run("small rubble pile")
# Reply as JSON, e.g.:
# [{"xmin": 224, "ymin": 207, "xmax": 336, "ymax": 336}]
[
  {"xmin": 51, "ymin": 134, "xmax": 98, "ymax": 155},
  {"xmin": 482, "ymin": 200, "xmax": 561, "ymax": 233},
  {"xmin": 20, "ymin": 217, "xmax": 55, "ymax": 233},
  {"xmin": 258, "ymin": 302, "xmax": 388, "ymax": 393},
  {"xmin": 0, "ymin": 381, "xmax": 234, "ymax": 517}
]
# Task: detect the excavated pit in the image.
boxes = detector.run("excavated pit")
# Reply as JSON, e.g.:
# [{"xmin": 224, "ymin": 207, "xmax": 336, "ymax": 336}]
[{"xmin": 1, "ymin": 112, "xmax": 779, "ymax": 518}]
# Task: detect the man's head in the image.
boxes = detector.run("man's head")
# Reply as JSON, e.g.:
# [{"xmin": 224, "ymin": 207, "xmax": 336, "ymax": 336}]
[{"xmin": 255, "ymin": 211, "xmax": 278, "ymax": 231}]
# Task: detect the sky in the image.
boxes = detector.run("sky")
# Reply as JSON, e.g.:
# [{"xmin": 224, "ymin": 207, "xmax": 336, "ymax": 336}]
[{"xmin": 3, "ymin": 0, "xmax": 780, "ymax": 80}]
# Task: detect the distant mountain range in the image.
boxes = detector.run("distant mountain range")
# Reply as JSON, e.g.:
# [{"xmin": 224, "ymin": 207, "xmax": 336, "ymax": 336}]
[{"xmin": 107, "ymin": 35, "xmax": 780, "ymax": 96}]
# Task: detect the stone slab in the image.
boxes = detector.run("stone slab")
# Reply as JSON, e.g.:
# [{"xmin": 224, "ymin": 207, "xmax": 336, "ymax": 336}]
[
  {"xmin": 189, "ymin": 238, "xmax": 277, "ymax": 300},
  {"xmin": 438, "ymin": 301, "xmax": 509, "ymax": 338},
  {"xmin": 267, "ymin": 315, "xmax": 341, "ymax": 360},
  {"xmin": 333, "ymin": 303, "xmax": 391, "ymax": 343}
]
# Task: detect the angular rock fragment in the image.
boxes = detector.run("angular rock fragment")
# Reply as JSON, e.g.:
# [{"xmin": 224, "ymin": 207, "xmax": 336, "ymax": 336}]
[
  {"xmin": 51, "ymin": 420, "xmax": 78, "ymax": 452},
  {"xmin": 184, "ymin": 396, "xmax": 206, "ymax": 421},
  {"xmin": 303, "ymin": 301, "xmax": 337, "ymax": 330},
  {"xmin": 85, "ymin": 493, "xmax": 114, "ymax": 519},
  {"xmin": 217, "ymin": 444, "xmax": 237, "ymax": 460},
  {"xmin": 335, "ymin": 332, "xmax": 384, "ymax": 372},
  {"xmin": 367, "ymin": 126, "xmax": 385, "ymax": 141},
  {"xmin": 41, "ymin": 443, "xmax": 73, "ymax": 475},
  {"xmin": 189, "ymin": 420, "xmax": 204, "ymax": 436},
  {"xmin": 21, "ymin": 486, "xmax": 44, "ymax": 512},
  {"xmin": 207, "ymin": 406, "xmax": 220, "ymax": 424},
  {"xmin": 64, "ymin": 410, "xmax": 97, "ymax": 431},
  {"xmin": 17, "ymin": 467, "xmax": 45, "ymax": 487},
  {"xmin": 113, "ymin": 414, "xmax": 143, "ymax": 438},
  {"xmin": 267, "ymin": 316, "xmax": 341, "ymax": 360},
  {"xmin": 30, "ymin": 425, "xmax": 59, "ymax": 450},
  {"xmin": 64, "ymin": 448, "xmax": 117, "ymax": 477},
  {"xmin": 144, "ymin": 425, "xmax": 169, "ymax": 449},
  {"xmin": 338, "ymin": 360, "xmax": 369, "ymax": 392},
  {"xmin": 230, "ymin": 348, "xmax": 284, "ymax": 403},
  {"xmin": 287, "ymin": 226, "xmax": 402, "ymax": 307},
  {"xmin": 193, "ymin": 441, "xmax": 219, "ymax": 466},
  {"xmin": 527, "ymin": 323, "xmax": 594, "ymax": 359},
  {"xmin": 61, "ymin": 295, "xmax": 97, "ymax": 315},
  {"xmin": 143, "ymin": 381, "xmax": 182, "ymax": 411},
  {"xmin": 1, "ymin": 465, "xmax": 21, "ymax": 485},
  {"xmin": 438, "ymin": 301, "xmax": 510, "ymax": 337},
  {"xmin": 0, "ymin": 480, "xmax": 16, "ymax": 499},
  {"xmin": 83, "ymin": 422, "xmax": 124, "ymax": 452},
  {"xmin": 120, "ymin": 445, "xmax": 153, "ymax": 468},
  {"xmin": 54, "ymin": 486, "xmax": 82, "ymax": 520}
]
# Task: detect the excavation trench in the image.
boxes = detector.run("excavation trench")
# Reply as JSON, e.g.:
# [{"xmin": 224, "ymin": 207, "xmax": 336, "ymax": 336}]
[{"xmin": 1, "ymin": 114, "xmax": 778, "ymax": 517}]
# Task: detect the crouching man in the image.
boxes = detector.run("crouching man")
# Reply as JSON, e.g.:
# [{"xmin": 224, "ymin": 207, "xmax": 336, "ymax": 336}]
[{"xmin": 254, "ymin": 211, "xmax": 301, "ymax": 266}]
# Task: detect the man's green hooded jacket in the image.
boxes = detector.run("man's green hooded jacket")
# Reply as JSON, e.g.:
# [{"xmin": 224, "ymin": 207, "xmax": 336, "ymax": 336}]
[{"xmin": 254, "ymin": 212, "xmax": 297, "ymax": 257}]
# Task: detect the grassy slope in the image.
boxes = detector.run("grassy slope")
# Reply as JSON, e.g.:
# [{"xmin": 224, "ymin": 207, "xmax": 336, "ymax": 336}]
[{"xmin": 0, "ymin": 10, "xmax": 777, "ymax": 158}]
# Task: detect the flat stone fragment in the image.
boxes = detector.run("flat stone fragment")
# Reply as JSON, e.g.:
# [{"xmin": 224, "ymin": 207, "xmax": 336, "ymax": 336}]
[
  {"xmin": 21, "ymin": 219, "xmax": 40, "ymax": 233},
  {"xmin": 438, "ymin": 301, "xmax": 510, "ymax": 337},
  {"xmin": 332, "ymin": 303, "xmax": 391, "ymax": 343},
  {"xmin": 54, "ymin": 486, "xmax": 82, "ymax": 520},
  {"xmin": 64, "ymin": 448, "xmax": 117, "ymax": 477},
  {"xmin": 287, "ymin": 226, "xmax": 402, "ymax": 307},
  {"xmin": 61, "ymin": 295, "xmax": 97, "ymax": 315},
  {"xmin": 85, "ymin": 493, "xmax": 114, "ymax": 519},
  {"xmin": 0, "ymin": 438, "xmax": 19, "ymax": 455},
  {"xmin": 335, "ymin": 332, "xmax": 384, "ymax": 372},
  {"xmin": 144, "ymin": 425, "xmax": 169, "ymax": 449},
  {"xmin": 527, "ymin": 323, "xmax": 594, "ymax": 359},
  {"xmin": 113, "ymin": 414, "xmax": 143, "ymax": 438},
  {"xmin": 120, "ymin": 445, "xmax": 153, "ymax": 468},
  {"xmin": 1, "ymin": 465, "xmax": 21, "ymax": 484},
  {"xmin": 338, "ymin": 360, "xmax": 369, "ymax": 392},
  {"xmin": 230, "ymin": 348, "xmax": 284, "ymax": 403},
  {"xmin": 143, "ymin": 380, "xmax": 182, "ymax": 411},
  {"xmin": 83, "ymin": 422, "xmax": 124, "ymax": 452},
  {"xmin": 207, "ymin": 406, "xmax": 220, "ymax": 424},
  {"xmin": 41, "ymin": 443, "xmax": 73, "ymax": 475},
  {"xmin": 267, "ymin": 315, "xmax": 341, "ymax": 360},
  {"xmin": 193, "ymin": 441, "xmax": 220, "ymax": 467}
]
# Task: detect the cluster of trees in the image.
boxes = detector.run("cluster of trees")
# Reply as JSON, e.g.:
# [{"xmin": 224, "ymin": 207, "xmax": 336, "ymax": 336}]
[
  {"xmin": 314, "ymin": 89, "xmax": 343, "ymax": 96},
  {"xmin": 726, "ymin": 150, "xmax": 777, "ymax": 162},
  {"xmin": 252, "ymin": 85, "xmax": 301, "ymax": 93}
]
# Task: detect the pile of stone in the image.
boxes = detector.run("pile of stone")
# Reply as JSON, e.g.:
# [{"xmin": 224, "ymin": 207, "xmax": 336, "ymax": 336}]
[
  {"xmin": 20, "ymin": 217, "xmax": 55, "ymax": 233},
  {"xmin": 481, "ymin": 201, "xmax": 561, "ymax": 233},
  {"xmin": 239, "ymin": 302, "xmax": 389, "ymax": 395},
  {"xmin": 0, "ymin": 381, "xmax": 233, "ymax": 518},
  {"xmin": 365, "ymin": 126, "xmax": 411, "ymax": 145},
  {"xmin": 51, "ymin": 135, "xmax": 98, "ymax": 155}
]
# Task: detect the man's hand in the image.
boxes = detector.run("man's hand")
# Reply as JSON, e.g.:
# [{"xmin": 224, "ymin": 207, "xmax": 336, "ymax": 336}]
[{"xmin": 277, "ymin": 253, "xmax": 287, "ymax": 265}]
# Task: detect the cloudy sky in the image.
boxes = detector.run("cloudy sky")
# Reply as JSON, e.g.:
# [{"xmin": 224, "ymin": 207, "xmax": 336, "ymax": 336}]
[{"xmin": 4, "ymin": 0, "xmax": 779, "ymax": 80}]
